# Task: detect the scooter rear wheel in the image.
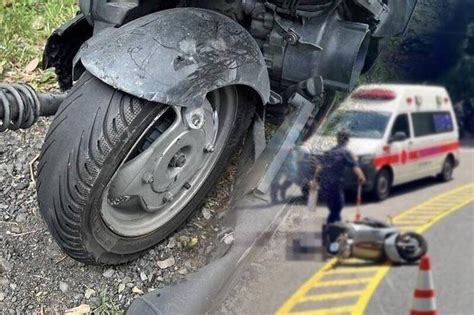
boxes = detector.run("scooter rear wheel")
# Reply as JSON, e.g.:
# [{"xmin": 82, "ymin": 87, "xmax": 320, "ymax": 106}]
[{"xmin": 37, "ymin": 73, "xmax": 254, "ymax": 265}]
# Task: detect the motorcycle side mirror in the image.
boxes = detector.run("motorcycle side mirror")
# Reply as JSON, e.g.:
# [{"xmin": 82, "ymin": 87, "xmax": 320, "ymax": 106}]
[{"xmin": 389, "ymin": 131, "xmax": 407, "ymax": 143}]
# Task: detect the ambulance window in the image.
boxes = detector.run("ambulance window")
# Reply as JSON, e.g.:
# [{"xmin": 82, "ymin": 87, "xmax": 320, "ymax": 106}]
[
  {"xmin": 433, "ymin": 113, "xmax": 454, "ymax": 133},
  {"xmin": 391, "ymin": 114, "xmax": 411, "ymax": 138},
  {"xmin": 412, "ymin": 112, "xmax": 454, "ymax": 137}
]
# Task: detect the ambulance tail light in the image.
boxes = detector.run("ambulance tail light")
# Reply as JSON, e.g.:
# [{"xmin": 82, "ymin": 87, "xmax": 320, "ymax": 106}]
[{"xmin": 352, "ymin": 89, "xmax": 397, "ymax": 100}]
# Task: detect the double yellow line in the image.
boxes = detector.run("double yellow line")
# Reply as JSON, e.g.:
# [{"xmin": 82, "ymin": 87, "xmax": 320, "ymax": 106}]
[{"xmin": 276, "ymin": 183, "xmax": 474, "ymax": 315}]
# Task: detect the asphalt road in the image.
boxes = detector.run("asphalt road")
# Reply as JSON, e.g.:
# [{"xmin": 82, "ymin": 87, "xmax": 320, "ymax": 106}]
[
  {"xmin": 218, "ymin": 142, "xmax": 474, "ymax": 314},
  {"xmin": 366, "ymin": 203, "xmax": 474, "ymax": 315}
]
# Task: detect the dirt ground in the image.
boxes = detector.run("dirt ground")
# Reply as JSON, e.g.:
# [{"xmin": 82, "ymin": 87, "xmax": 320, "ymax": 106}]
[{"xmin": 0, "ymin": 118, "xmax": 239, "ymax": 313}]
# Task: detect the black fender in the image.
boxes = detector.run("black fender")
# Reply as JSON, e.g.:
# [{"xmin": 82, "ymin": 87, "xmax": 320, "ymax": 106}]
[
  {"xmin": 75, "ymin": 8, "xmax": 271, "ymax": 107},
  {"xmin": 43, "ymin": 13, "xmax": 93, "ymax": 90}
]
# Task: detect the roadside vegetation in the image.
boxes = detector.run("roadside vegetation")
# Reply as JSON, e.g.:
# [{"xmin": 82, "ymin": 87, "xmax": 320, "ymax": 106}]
[{"xmin": 0, "ymin": 0, "xmax": 76, "ymax": 89}]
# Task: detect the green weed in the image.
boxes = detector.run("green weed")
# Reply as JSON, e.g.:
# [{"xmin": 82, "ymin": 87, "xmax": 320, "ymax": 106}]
[
  {"xmin": 93, "ymin": 291, "xmax": 124, "ymax": 315},
  {"xmin": 0, "ymin": 0, "xmax": 77, "ymax": 85}
]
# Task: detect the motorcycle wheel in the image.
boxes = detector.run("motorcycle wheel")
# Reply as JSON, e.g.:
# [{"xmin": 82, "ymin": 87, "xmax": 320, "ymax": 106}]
[
  {"xmin": 396, "ymin": 232, "xmax": 428, "ymax": 263},
  {"xmin": 37, "ymin": 73, "xmax": 254, "ymax": 265}
]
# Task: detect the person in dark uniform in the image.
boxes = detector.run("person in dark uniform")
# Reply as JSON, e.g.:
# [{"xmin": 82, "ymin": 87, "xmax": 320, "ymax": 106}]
[{"xmin": 319, "ymin": 130, "xmax": 366, "ymax": 224}]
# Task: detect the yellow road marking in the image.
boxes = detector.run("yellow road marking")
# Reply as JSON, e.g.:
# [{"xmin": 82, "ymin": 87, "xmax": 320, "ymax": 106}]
[
  {"xmin": 327, "ymin": 267, "xmax": 380, "ymax": 275},
  {"xmin": 396, "ymin": 225, "xmax": 425, "ymax": 229},
  {"xmin": 394, "ymin": 219, "xmax": 430, "ymax": 224},
  {"xmin": 312, "ymin": 278, "xmax": 372, "ymax": 288},
  {"xmin": 399, "ymin": 227, "xmax": 420, "ymax": 232},
  {"xmin": 289, "ymin": 305, "xmax": 355, "ymax": 315},
  {"xmin": 350, "ymin": 264, "xmax": 391, "ymax": 315},
  {"xmin": 416, "ymin": 197, "xmax": 474, "ymax": 234},
  {"xmin": 276, "ymin": 183, "xmax": 474, "ymax": 315},
  {"xmin": 300, "ymin": 291, "xmax": 364, "ymax": 303}
]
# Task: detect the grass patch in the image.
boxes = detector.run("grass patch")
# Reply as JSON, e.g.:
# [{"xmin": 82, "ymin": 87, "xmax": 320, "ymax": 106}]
[
  {"xmin": 0, "ymin": 0, "xmax": 77, "ymax": 87},
  {"xmin": 93, "ymin": 291, "xmax": 124, "ymax": 315}
]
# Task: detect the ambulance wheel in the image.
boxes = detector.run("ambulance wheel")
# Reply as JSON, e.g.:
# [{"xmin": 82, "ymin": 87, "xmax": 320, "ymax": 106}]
[
  {"xmin": 373, "ymin": 169, "xmax": 392, "ymax": 201},
  {"xmin": 438, "ymin": 156, "xmax": 454, "ymax": 182}
]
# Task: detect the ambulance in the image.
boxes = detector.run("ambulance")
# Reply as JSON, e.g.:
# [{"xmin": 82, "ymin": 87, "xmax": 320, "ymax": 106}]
[{"xmin": 312, "ymin": 84, "xmax": 460, "ymax": 200}]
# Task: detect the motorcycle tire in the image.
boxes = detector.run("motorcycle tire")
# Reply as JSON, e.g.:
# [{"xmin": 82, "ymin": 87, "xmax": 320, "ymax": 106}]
[
  {"xmin": 396, "ymin": 232, "xmax": 428, "ymax": 263},
  {"xmin": 37, "ymin": 73, "xmax": 254, "ymax": 265}
]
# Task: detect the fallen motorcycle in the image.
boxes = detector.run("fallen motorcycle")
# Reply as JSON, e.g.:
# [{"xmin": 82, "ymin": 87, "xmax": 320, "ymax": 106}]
[
  {"xmin": 0, "ymin": 0, "xmax": 417, "ymax": 264},
  {"xmin": 325, "ymin": 218, "xmax": 428, "ymax": 263}
]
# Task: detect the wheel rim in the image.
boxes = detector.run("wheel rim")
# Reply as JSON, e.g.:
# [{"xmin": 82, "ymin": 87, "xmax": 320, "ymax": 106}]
[
  {"xmin": 397, "ymin": 235, "xmax": 422, "ymax": 259},
  {"xmin": 101, "ymin": 88, "xmax": 237, "ymax": 237}
]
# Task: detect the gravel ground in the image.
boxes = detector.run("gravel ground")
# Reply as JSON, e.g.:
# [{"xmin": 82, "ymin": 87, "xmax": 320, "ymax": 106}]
[{"xmin": 0, "ymin": 118, "xmax": 239, "ymax": 313}]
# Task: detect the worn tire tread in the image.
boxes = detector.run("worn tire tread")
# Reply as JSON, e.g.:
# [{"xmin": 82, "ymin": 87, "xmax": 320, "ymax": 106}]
[{"xmin": 37, "ymin": 73, "xmax": 254, "ymax": 265}]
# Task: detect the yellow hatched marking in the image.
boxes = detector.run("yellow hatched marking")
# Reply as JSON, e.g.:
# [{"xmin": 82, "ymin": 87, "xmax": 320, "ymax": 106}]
[
  {"xmin": 299, "ymin": 291, "xmax": 364, "ymax": 303},
  {"xmin": 394, "ymin": 221, "xmax": 430, "ymax": 226},
  {"xmin": 403, "ymin": 213, "xmax": 440, "ymax": 219},
  {"xmin": 399, "ymin": 226, "xmax": 420, "ymax": 231},
  {"xmin": 350, "ymin": 264, "xmax": 391, "ymax": 315},
  {"xmin": 326, "ymin": 267, "xmax": 380, "ymax": 275},
  {"xmin": 394, "ymin": 218, "xmax": 430, "ymax": 223},
  {"xmin": 289, "ymin": 305, "xmax": 356, "ymax": 315},
  {"xmin": 410, "ymin": 211, "xmax": 441, "ymax": 215},
  {"xmin": 276, "ymin": 261, "xmax": 338, "ymax": 315},
  {"xmin": 433, "ymin": 200, "xmax": 464, "ymax": 204},
  {"xmin": 395, "ymin": 223, "xmax": 420, "ymax": 227},
  {"xmin": 276, "ymin": 183, "xmax": 474, "ymax": 315},
  {"xmin": 438, "ymin": 199, "xmax": 465, "ymax": 203},
  {"xmin": 415, "ymin": 196, "xmax": 474, "ymax": 234},
  {"xmin": 417, "ymin": 205, "xmax": 448, "ymax": 209},
  {"xmin": 403, "ymin": 210, "xmax": 441, "ymax": 215},
  {"xmin": 400, "ymin": 209, "xmax": 440, "ymax": 214},
  {"xmin": 313, "ymin": 278, "xmax": 372, "ymax": 288}
]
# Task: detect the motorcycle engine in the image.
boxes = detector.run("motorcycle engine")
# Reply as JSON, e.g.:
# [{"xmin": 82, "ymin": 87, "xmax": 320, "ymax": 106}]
[{"xmin": 245, "ymin": 0, "xmax": 386, "ymax": 92}]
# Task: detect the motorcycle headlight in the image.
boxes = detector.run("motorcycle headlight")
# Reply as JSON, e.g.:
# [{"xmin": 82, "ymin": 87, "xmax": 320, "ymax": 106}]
[{"xmin": 359, "ymin": 154, "xmax": 375, "ymax": 165}]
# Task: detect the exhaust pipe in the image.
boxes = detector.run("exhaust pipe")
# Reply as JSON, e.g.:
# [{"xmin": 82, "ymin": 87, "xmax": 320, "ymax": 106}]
[{"xmin": 0, "ymin": 83, "xmax": 66, "ymax": 132}]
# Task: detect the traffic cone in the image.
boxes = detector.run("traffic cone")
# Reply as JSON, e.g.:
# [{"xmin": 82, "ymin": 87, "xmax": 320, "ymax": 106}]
[{"xmin": 410, "ymin": 256, "xmax": 437, "ymax": 315}]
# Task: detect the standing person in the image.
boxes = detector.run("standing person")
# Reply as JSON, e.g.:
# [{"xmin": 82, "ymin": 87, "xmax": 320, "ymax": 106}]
[
  {"xmin": 271, "ymin": 146, "xmax": 313, "ymax": 203},
  {"xmin": 319, "ymin": 130, "xmax": 366, "ymax": 224}
]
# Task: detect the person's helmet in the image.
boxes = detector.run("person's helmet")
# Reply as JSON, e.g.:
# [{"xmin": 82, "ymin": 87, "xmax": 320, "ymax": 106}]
[{"xmin": 337, "ymin": 129, "xmax": 350, "ymax": 145}]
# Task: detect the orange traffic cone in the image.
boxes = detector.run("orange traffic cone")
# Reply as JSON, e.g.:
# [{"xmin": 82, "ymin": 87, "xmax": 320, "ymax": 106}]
[{"xmin": 410, "ymin": 256, "xmax": 437, "ymax": 315}]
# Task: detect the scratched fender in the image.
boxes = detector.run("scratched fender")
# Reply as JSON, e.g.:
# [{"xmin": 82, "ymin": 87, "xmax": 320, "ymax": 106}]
[{"xmin": 75, "ymin": 8, "xmax": 270, "ymax": 107}]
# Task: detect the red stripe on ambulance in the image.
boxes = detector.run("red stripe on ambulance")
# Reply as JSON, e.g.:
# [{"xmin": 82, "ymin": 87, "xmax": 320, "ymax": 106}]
[{"xmin": 373, "ymin": 141, "xmax": 459, "ymax": 168}]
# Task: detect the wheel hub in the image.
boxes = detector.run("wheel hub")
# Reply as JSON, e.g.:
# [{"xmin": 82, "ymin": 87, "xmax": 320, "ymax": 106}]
[
  {"xmin": 100, "ymin": 87, "xmax": 237, "ymax": 238},
  {"xmin": 106, "ymin": 100, "xmax": 218, "ymax": 214},
  {"xmin": 170, "ymin": 151, "xmax": 187, "ymax": 168},
  {"xmin": 150, "ymin": 129, "xmax": 206, "ymax": 196}
]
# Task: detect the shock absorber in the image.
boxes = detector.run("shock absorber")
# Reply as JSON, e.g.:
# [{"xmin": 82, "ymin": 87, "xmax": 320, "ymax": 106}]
[{"xmin": 0, "ymin": 83, "xmax": 66, "ymax": 132}]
